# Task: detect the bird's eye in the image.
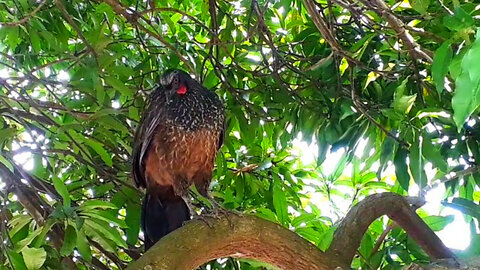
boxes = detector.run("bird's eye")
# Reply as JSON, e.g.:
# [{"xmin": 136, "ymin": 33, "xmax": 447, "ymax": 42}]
[{"xmin": 172, "ymin": 77, "xmax": 179, "ymax": 88}]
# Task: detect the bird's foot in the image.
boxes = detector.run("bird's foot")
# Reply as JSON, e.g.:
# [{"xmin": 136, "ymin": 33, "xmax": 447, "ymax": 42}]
[
  {"xmin": 192, "ymin": 214, "xmax": 214, "ymax": 228},
  {"xmin": 202, "ymin": 199, "xmax": 238, "ymax": 228}
]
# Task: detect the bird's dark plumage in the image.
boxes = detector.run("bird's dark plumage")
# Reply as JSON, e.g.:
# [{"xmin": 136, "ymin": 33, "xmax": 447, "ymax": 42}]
[{"xmin": 132, "ymin": 69, "xmax": 225, "ymax": 250}]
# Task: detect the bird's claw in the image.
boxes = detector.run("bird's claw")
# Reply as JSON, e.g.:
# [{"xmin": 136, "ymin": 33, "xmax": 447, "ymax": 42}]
[
  {"xmin": 203, "ymin": 200, "xmax": 236, "ymax": 228},
  {"xmin": 193, "ymin": 214, "xmax": 214, "ymax": 228}
]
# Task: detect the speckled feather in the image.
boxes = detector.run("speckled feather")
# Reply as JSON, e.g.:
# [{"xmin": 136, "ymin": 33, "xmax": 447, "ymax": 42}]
[{"xmin": 132, "ymin": 70, "xmax": 225, "ymax": 197}]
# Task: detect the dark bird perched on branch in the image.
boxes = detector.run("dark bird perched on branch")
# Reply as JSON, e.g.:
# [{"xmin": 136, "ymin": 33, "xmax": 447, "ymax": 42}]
[{"xmin": 132, "ymin": 69, "xmax": 225, "ymax": 250}]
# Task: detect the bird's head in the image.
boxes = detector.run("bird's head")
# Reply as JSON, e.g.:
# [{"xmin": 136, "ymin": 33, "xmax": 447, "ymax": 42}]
[{"xmin": 160, "ymin": 69, "xmax": 193, "ymax": 96}]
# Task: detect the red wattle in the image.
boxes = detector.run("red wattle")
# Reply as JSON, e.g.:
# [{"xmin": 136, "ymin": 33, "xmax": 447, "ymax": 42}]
[{"xmin": 177, "ymin": 85, "xmax": 187, "ymax": 95}]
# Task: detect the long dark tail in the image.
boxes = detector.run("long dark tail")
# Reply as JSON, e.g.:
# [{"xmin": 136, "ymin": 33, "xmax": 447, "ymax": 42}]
[{"xmin": 141, "ymin": 192, "xmax": 190, "ymax": 250}]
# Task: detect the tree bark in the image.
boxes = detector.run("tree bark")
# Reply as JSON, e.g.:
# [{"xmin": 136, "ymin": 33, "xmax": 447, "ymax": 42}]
[
  {"xmin": 127, "ymin": 214, "xmax": 348, "ymax": 270},
  {"xmin": 327, "ymin": 193, "xmax": 455, "ymax": 264},
  {"xmin": 127, "ymin": 192, "xmax": 457, "ymax": 270}
]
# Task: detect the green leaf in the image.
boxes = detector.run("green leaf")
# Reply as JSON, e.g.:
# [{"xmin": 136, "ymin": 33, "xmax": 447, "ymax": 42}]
[
  {"xmin": 392, "ymin": 78, "xmax": 416, "ymax": 114},
  {"xmin": 409, "ymin": 138, "xmax": 427, "ymax": 188},
  {"xmin": 52, "ymin": 175, "xmax": 71, "ymax": 207},
  {"xmin": 84, "ymin": 219, "xmax": 127, "ymax": 248},
  {"xmin": 80, "ymin": 210, "xmax": 127, "ymax": 228},
  {"xmin": 79, "ymin": 199, "xmax": 118, "ymax": 210},
  {"xmin": 8, "ymin": 215, "xmax": 32, "ymax": 238},
  {"xmin": 89, "ymin": 108, "xmax": 121, "ymax": 120},
  {"xmin": 452, "ymin": 33, "xmax": 480, "ymax": 131},
  {"xmin": 443, "ymin": 198, "xmax": 480, "ymax": 220},
  {"xmin": 21, "ymin": 247, "xmax": 46, "ymax": 270},
  {"xmin": 33, "ymin": 219, "xmax": 57, "ymax": 248},
  {"xmin": 104, "ymin": 75, "xmax": 134, "ymax": 98},
  {"xmin": 410, "ymin": 0, "xmax": 430, "ymax": 14},
  {"xmin": 125, "ymin": 201, "xmax": 141, "ymax": 245},
  {"xmin": 272, "ymin": 176, "xmax": 288, "ymax": 226},
  {"xmin": 60, "ymin": 225, "xmax": 77, "ymax": 256},
  {"xmin": 84, "ymin": 139, "xmax": 113, "ymax": 166},
  {"xmin": 422, "ymin": 137, "xmax": 448, "ymax": 172},
  {"xmin": 394, "ymin": 147, "xmax": 410, "ymax": 191},
  {"xmin": 0, "ymin": 155, "xmax": 14, "ymax": 172},
  {"xmin": 15, "ymin": 228, "xmax": 43, "ymax": 252},
  {"xmin": 318, "ymin": 226, "xmax": 336, "ymax": 251},
  {"xmin": 7, "ymin": 251, "xmax": 27, "ymax": 270},
  {"xmin": 76, "ymin": 227, "xmax": 92, "ymax": 263},
  {"xmin": 443, "ymin": 7, "xmax": 474, "ymax": 31},
  {"xmin": 432, "ymin": 42, "xmax": 453, "ymax": 96},
  {"xmin": 423, "ymin": 215, "xmax": 454, "ymax": 231}
]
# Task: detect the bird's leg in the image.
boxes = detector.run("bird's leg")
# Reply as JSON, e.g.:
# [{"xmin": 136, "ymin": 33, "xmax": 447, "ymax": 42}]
[
  {"xmin": 202, "ymin": 194, "xmax": 239, "ymax": 229},
  {"xmin": 181, "ymin": 195, "xmax": 213, "ymax": 228}
]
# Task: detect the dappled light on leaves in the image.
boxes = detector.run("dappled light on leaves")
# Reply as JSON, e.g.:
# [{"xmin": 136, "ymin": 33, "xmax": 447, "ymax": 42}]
[{"xmin": 0, "ymin": 0, "xmax": 480, "ymax": 269}]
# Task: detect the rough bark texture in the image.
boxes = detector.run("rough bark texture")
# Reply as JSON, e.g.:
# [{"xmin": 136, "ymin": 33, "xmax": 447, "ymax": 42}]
[
  {"xmin": 127, "ymin": 214, "xmax": 349, "ymax": 270},
  {"xmin": 327, "ymin": 193, "xmax": 455, "ymax": 264},
  {"xmin": 127, "ymin": 192, "xmax": 457, "ymax": 270}
]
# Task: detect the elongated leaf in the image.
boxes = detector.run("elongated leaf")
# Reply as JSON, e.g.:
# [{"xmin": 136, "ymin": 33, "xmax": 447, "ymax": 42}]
[
  {"xmin": 422, "ymin": 137, "xmax": 448, "ymax": 172},
  {"xmin": 33, "ymin": 219, "xmax": 57, "ymax": 248},
  {"xmin": 443, "ymin": 198, "xmax": 480, "ymax": 220},
  {"xmin": 409, "ymin": 138, "xmax": 427, "ymax": 188},
  {"xmin": 423, "ymin": 215, "xmax": 454, "ymax": 231},
  {"xmin": 104, "ymin": 75, "xmax": 134, "ymax": 97},
  {"xmin": 453, "ymin": 32, "xmax": 480, "ymax": 131},
  {"xmin": 52, "ymin": 175, "xmax": 70, "ymax": 206},
  {"xmin": 79, "ymin": 200, "xmax": 118, "ymax": 210},
  {"xmin": 7, "ymin": 251, "xmax": 27, "ymax": 270},
  {"xmin": 60, "ymin": 225, "xmax": 77, "ymax": 256},
  {"xmin": 8, "ymin": 215, "xmax": 32, "ymax": 238},
  {"xmin": 0, "ymin": 155, "xmax": 14, "ymax": 171},
  {"xmin": 126, "ymin": 201, "xmax": 141, "ymax": 245},
  {"xmin": 80, "ymin": 210, "xmax": 127, "ymax": 228},
  {"xmin": 84, "ymin": 219, "xmax": 127, "ymax": 248},
  {"xmin": 432, "ymin": 42, "xmax": 453, "ymax": 96},
  {"xmin": 76, "ymin": 227, "xmax": 92, "ymax": 263},
  {"xmin": 272, "ymin": 176, "xmax": 288, "ymax": 226},
  {"xmin": 394, "ymin": 147, "xmax": 410, "ymax": 191},
  {"xmin": 83, "ymin": 139, "xmax": 113, "ymax": 167}
]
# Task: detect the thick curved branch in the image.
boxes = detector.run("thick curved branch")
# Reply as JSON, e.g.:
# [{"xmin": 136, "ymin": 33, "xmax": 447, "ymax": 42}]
[
  {"xmin": 127, "ymin": 214, "xmax": 349, "ymax": 270},
  {"xmin": 128, "ymin": 193, "xmax": 455, "ymax": 269},
  {"xmin": 327, "ymin": 193, "xmax": 456, "ymax": 264}
]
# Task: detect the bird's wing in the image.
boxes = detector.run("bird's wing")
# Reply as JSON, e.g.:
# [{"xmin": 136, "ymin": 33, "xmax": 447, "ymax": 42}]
[{"xmin": 132, "ymin": 89, "xmax": 166, "ymax": 188}]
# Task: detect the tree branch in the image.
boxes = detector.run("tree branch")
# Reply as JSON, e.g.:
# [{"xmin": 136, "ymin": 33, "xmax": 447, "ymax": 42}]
[
  {"xmin": 327, "ymin": 193, "xmax": 456, "ymax": 264},
  {"xmin": 127, "ymin": 193, "xmax": 455, "ymax": 269},
  {"xmin": 99, "ymin": 0, "xmax": 195, "ymax": 73},
  {"xmin": 0, "ymin": 0, "xmax": 49, "ymax": 26},
  {"xmin": 127, "ymin": 214, "xmax": 349, "ymax": 270}
]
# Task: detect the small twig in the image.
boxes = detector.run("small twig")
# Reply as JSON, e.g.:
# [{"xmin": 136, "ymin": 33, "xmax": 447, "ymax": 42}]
[
  {"xmin": 425, "ymin": 166, "xmax": 480, "ymax": 193},
  {"xmin": 100, "ymin": 0, "xmax": 195, "ymax": 73},
  {"xmin": 349, "ymin": 67, "xmax": 409, "ymax": 148},
  {"xmin": 0, "ymin": 0, "xmax": 49, "ymax": 26},
  {"xmin": 55, "ymin": 0, "xmax": 99, "ymax": 63},
  {"xmin": 370, "ymin": 222, "xmax": 397, "ymax": 257},
  {"xmin": 357, "ymin": 0, "xmax": 433, "ymax": 63}
]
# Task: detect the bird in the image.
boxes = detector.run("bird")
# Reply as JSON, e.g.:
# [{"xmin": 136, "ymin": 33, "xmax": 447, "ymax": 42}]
[{"xmin": 132, "ymin": 69, "xmax": 225, "ymax": 250}]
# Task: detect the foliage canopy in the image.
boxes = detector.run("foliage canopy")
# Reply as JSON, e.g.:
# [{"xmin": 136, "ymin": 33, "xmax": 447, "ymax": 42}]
[{"xmin": 0, "ymin": 0, "xmax": 480, "ymax": 269}]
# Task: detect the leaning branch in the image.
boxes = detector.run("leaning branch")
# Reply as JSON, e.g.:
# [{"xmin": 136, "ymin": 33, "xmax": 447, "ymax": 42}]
[
  {"xmin": 128, "ymin": 193, "xmax": 456, "ymax": 270},
  {"xmin": 327, "ymin": 193, "xmax": 456, "ymax": 264}
]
